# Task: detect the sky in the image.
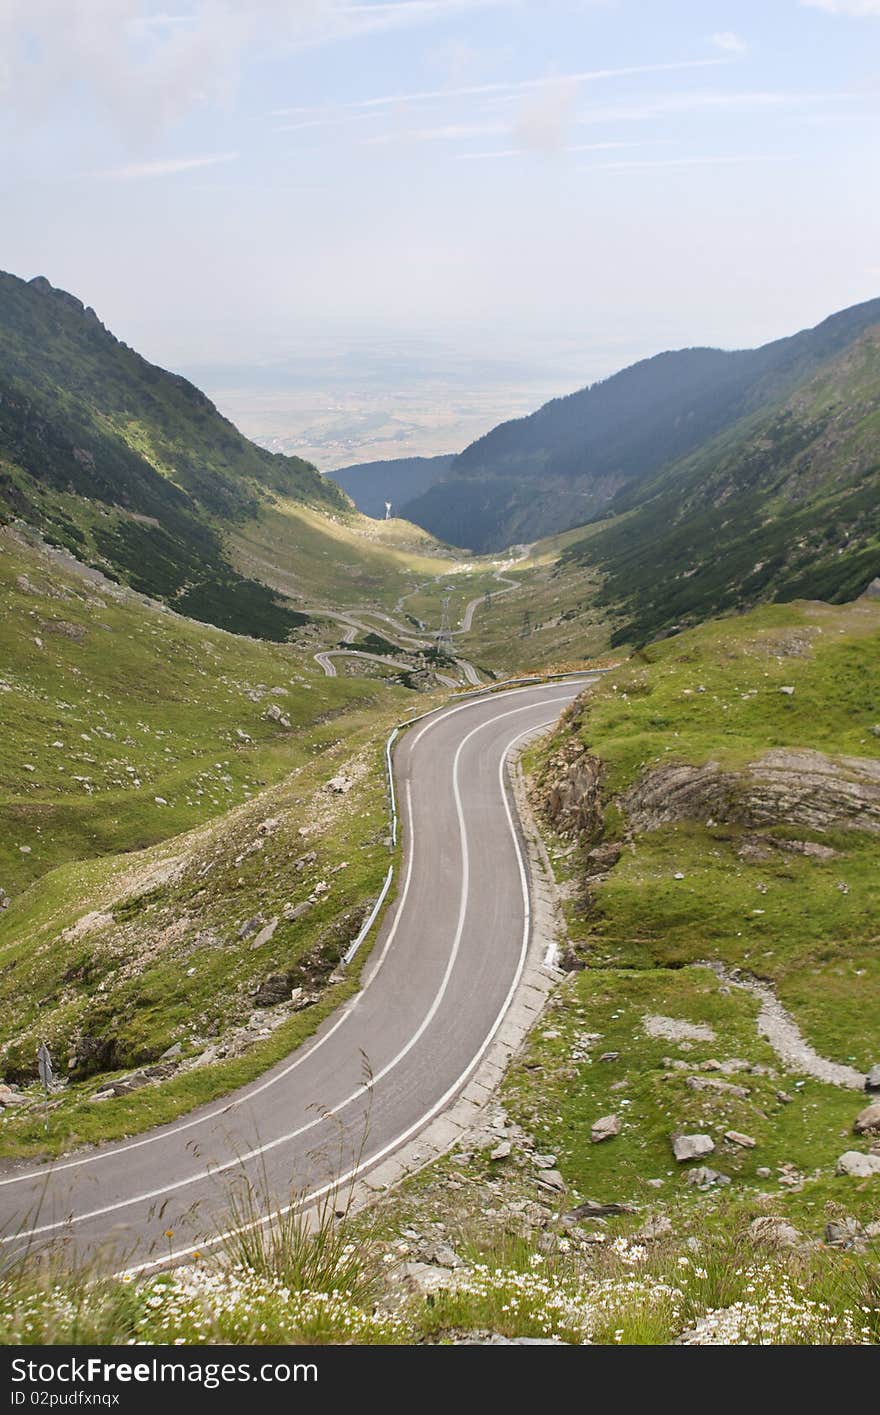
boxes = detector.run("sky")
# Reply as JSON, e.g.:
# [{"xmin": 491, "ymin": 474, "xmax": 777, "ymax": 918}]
[{"xmin": 2, "ymin": 1, "xmax": 880, "ymax": 409}]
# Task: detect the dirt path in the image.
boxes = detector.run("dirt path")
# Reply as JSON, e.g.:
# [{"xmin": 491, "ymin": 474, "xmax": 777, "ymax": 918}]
[{"xmin": 704, "ymin": 962, "xmax": 865, "ymax": 1089}]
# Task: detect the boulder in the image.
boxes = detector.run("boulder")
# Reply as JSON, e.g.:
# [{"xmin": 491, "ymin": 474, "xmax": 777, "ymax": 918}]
[
  {"xmin": 489, "ymin": 1140, "xmax": 511, "ymax": 1161},
  {"xmin": 866, "ymin": 1065, "xmax": 880, "ymax": 1093},
  {"xmin": 672, "ymin": 1133, "xmax": 715, "ymax": 1163},
  {"xmin": 748, "ymin": 1217, "xmax": 801, "ymax": 1248},
  {"xmin": 591, "ymin": 1114, "xmax": 621, "ymax": 1144},
  {"xmin": 854, "ymin": 1101, "xmax": 880, "ymax": 1134},
  {"xmin": 836, "ymin": 1151, "xmax": 880, "ymax": 1178}
]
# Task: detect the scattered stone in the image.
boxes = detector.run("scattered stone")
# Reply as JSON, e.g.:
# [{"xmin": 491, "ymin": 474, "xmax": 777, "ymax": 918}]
[
  {"xmin": 591, "ymin": 1114, "xmax": 620, "ymax": 1144},
  {"xmin": 865, "ymin": 1064, "xmax": 880, "ymax": 1092},
  {"xmin": 237, "ymin": 916, "xmax": 263, "ymax": 940},
  {"xmin": 685, "ymin": 1167, "xmax": 730, "ymax": 1189},
  {"xmin": 672, "ymin": 1133, "xmax": 715, "ymax": 1163},
  {"xmin": 252, "ymin": 974, "xmax": 296, "ymax": 1007},
  {"xmin": 825, "ymin": 1218, "xmax": 868, "ymax": 1251},
  {"xmin": 598, "ymin": 1051, "xmax": 620, "ymax": 1063},
  {"xmin": 756, "ymin": 1167, "xmax": 771, "ymax": 1179},
  {"xmin": 159, "ymin": 1043, "xmax": 182, "ymax": 1061},
  {"xmin": 562, "ymin": 1200, "xmax": 635, "ymax": 1223},
  {"xmin": 685, "ymin": 1076, "xmax": 750, "ymax": 1100},
  {"xmin": 489, "ymin": 1141, "xmax": 511, "ymax": 1161},
  {"xmin": 399, "ymin": 1263, "xmax": 461, "ymax": 1297},
  {"xmin": 748, "ymin": 1217, "xmax": 802, "ymax": 1249},
  {"xmin": 536, "ymin": 1169, "xmax": 566, "ymax": 1193},
  {"xmin": 283, "ymin": 900, "xmax": 314, "ymax": 922},
  {"xmin": 326, "ymin": 775, "xmax": 353, "ymax": 794},
  {"xmin": 724, "ymin": 1130, "xmax": 757, "ymax": 1149},
  {"xmin": 417, "ymin": 1241, "xmax": 461, "ymax": 1269},
  {"xmin": 644, "ymin": 1015, "xmax": 716, "ymax": 1043},
  {"xmin": 250, "ymin": 918, "xmax": 279, "ymax": 951},
  {"xmin": 532, "ymin": 1153, "xmax": 557, "ymax": 1168},
  {"xmin": 265, "ymin": 704, "xmax": 291, "ymax": 728},
  {"xmin": 634, "ymin": 1215, "xmax": 672, "ymax": 1242},
  {"xmin": 779, "ymin": 685, "xmax": 795, "ymax": 695},
  {"xmin": 836, "ymin": 1150, "xmax": 880, "ymax": 1178},
  {"xmin": 854, "ymin": 1101, "xmax": 880, "ymax": 1135}
]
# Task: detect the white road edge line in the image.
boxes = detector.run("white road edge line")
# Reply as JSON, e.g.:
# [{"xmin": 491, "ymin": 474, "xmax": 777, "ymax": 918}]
[
  {"xmin": 0, "ymin": 682, "xmax": 581, "ymax": 1192},
  {"xmin": 4, "ymin": 698, "xmax": 570, "ymax": 1245}
]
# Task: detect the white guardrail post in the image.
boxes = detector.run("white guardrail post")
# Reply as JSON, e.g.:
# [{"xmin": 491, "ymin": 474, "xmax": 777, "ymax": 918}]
[{"xmin": 339, "ymin": 667, "xmax": 612, "ymax": 968}]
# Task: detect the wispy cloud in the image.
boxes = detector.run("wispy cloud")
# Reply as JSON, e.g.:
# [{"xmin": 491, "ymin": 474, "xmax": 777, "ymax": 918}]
[
  {"xmin": 576, "ymin": 88, "xmax": 857, "ymax": 125},
  {"xmin": 457, "ymin": 140, "xmax": 661, "ymax": 161},
  {"xmin": 709, "ymin": 31, "xmax": 748, "ymax": 53},
  {"xmin": 273, "ymin": 57, "xmax": 733, "ymax": 118},
  {"xmin": 800, "ymin": 1, "xmax": 880, "ymax": 13},
  {"xmin": 0, "ymin": 0, "xmax": 515, "ymax": 142},
  {"xmin": 96, "ymin": 152, "xmax": 239, "ymax": 181},
  {"xmin": 594, "ymin": 153, "xmax": 791, "ymax": 172}
]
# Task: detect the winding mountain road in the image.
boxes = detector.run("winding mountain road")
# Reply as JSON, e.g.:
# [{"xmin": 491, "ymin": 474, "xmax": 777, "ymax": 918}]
[{"xmin": 0, "ymin": 679, "xmax": 592, "ymax": 1272}]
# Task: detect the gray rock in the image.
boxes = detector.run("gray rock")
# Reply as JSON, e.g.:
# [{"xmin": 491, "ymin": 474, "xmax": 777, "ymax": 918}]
[
  {"xmin": 159, "ymin": 1043, "xmax": 182, "ymax": 1061},
  {"xmin": 400, "ymin": 1262, "xmax": 461, "ymax": 1296},
  {"xmin": 283, "ymin": 900, "xmax": 314, "ymax": 922},
  {"xmin": 250, "ymin": 917, "xmax": 279, "ymax": 950},
  {"xmin": 417, "ymin": 1241, "xmax": 461, "ymax": 1269},
  {"xmin": 724, "ymin": 1130, "xmax": 757, "ymax": 1148},
  {"xmin": 562, "ymin": 1200, "xmax": 635, "ymax": 1224},
  {"xmin": 685, "ymin": 1076, "xmax": 750, "ymax": 1100},
  {"xmin": 672, "ymin": 1133, "xmax": 715, "ymax": 1162},
  {"xmin": 685, "ymin": 1167, "xmax": 730, "ymax": 1189},
  {"xmin": 489, "ymin": 1141, "xmax": 511, "ymax": 1161},
  {"xmin": 237, "ymin": 915, "xmax": 263, "ymax": 940},
  {"xmin": 533, "ymin": 1152, "xmax": 557, "ymax": 1168},
  {"xmin": 598, "ymin": 1051, "xmax": 620, "ymax": 1063},
  {"xmin": 836, "ymin": 1150, "xmax": 880, "ymax": 1177},
  {"xmin": 634, "ymin": 1215, "xmax": 672, "ymax": 1242},
  {"xmin": 748, "ymin": 1216, "xmax": 801, "ymax": 1248},
  {"xmin": 854, "ymin": 1101, "xmax": 880, "ymax": 1134},
  {"xmin": 825, "ymin": 1218, "xmax": 868, "ymax": 1251},
  {"xmin": 536, "ymin": 1169, "xmax": 566, "ymax": 1193},
  {"xmin": 866, "ymin": 1065, "xmax": 880, "ymax": 1092},
  {"xmin": 591, "ymin": 1114, "xmax": 620, "ymax": 1143}
]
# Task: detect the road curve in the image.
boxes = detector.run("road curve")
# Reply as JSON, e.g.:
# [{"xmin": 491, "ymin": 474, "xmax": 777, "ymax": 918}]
[{"xmin": 0, "ymin": 680, "xmax": 592, "ymax": 1271}]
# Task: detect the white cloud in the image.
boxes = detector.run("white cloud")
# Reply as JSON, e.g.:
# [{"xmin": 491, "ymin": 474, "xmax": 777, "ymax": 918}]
[
  {"xmin": 709, "ymin": 31, "xmax": 748, "ymax": 53},
  {"xmin": 800, "ymin": 1, "xmax": 880, "ymax": 13},
  {"xmin": 0, "ymin": 0, "xmax": 515, "ymax": 142},
  {"xmin": 274, "ymin": 57, "xmax": 733, "ymax": 118},
  {"xmin": 576, "ymin": 88, "xmax": 857, "ymax": 125},
  {"xmin": 96, "ymin": 151, "xmax": 239, "ymax": 179}
]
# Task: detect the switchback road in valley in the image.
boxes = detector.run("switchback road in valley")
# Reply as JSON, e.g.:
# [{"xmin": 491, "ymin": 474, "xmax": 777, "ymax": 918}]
[{"xmin": 0, "ymin": 679, "xmax": 593, "ymax": 1272}]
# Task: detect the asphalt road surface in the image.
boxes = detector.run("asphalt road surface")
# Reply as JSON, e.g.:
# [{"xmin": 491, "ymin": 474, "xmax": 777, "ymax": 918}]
[{"xmin": 0, "ymin": 679, "xmax": 591, "ymax": 1272}]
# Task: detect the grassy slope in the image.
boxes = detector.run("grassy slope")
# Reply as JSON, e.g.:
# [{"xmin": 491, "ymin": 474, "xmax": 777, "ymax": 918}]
[
  {"xmin": 563, "ymin": 331, "xmax": 880, "ymax": 646},
  {"xmin": 506, "ymin": 595, "xmax": 879, "ymax": 1224},
  {"xmin": 0, "ymin": 527, "xmax": 428, "ymax": 1155},
  {"xmin": 0, "ymin": 271, "xmax": 346, "ymax": 638}
]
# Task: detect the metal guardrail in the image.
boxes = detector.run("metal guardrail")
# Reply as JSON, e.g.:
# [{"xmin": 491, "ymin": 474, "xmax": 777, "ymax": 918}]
[{"xmin": 339, "ymin": 667, "xmax": 610, "ymax": 967}]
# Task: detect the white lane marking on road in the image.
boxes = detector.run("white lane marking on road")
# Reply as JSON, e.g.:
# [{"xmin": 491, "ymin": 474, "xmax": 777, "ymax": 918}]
[
  {"xmin": 126, "ymin": 716, "xmax": 548, "ymax": 1276},
  {"xmin": 4, "ymin": 699, "xmax": 570, "ymax": 1240},
  {"xmin": 1, "ymin": 682, "xmax": 585, "ymax": 1195},
  {"xmin": 0, "ymin": 688, "xmax": 584, "ymax": 1191}
]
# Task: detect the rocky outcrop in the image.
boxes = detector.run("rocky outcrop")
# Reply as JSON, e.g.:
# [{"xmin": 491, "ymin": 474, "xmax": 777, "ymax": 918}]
[
  {"xmin": 621, "ymin": 748, "xmax": 880, "ymax": 835},
  {"xmin": 542, "ymin": 746, "xmax": 604, "ymax": 841}
]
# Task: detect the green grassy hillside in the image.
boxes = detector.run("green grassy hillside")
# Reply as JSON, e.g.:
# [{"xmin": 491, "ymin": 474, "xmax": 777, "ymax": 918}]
[
  {"xmin": 563, "ymin": 331, "xmax": 880, "ymax": 646},
  {"xmin": 401, "ymin": 296, "xmax": 880, "ymax": 552},
  {"xmin": 0, "ymin": 271, "xmax": 345, "ymax": 637}
]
